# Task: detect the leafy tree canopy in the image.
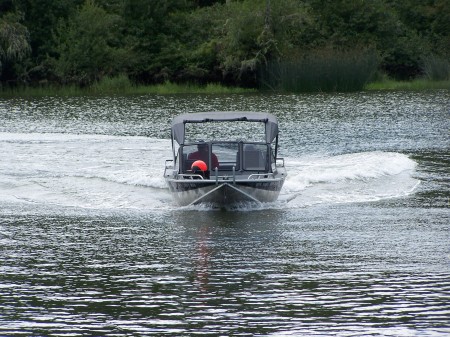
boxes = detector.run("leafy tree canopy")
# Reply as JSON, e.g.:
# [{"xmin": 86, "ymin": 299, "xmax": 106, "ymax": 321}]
[{"xmin": 1, "ymin": 0, "xmax": 449, "ymax": 86}]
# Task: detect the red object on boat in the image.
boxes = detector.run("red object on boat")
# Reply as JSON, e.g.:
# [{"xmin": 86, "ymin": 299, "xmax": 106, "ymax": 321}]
[{"xmin": 191, "ymin": 160, "xmax": 207, "ymax": 171}]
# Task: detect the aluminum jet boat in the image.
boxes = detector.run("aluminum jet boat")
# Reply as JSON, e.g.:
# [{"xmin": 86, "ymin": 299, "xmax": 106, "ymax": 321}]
[{"xmin": 164, "ymin": 112, "xmax": 287, "ymax": 206}]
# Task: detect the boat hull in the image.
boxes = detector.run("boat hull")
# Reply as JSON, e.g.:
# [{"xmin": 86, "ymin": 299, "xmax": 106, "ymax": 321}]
[{"xmin": 166, "ymin": 178, "xmax": 284, "ymax": 206}]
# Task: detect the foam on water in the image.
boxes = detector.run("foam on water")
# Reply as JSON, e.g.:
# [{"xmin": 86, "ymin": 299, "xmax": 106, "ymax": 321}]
[
  {"xmin": 281, "ymin": 151, "xmax": 419, "ymax": 207},
  {"xmin": 0, "ymin": 132, "xmax": 420, "ymax": 212},
  {"xmin": 0, "ymin": 132, "xmax": 173, "ymax": 211}
]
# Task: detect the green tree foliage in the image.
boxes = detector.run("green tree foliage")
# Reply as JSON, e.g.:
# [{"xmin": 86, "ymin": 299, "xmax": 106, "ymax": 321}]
[
  {"xmin": 393, "ymin": 0, "xmax": 450, "ymax": 80},
  {"xmin": 53, "ymin": 0, "xmax": 127, "ymax": 85},
  {"xmin": 0, "ymin": 9, "xmax": 31, "ymax": 82},
  {"xmin": 183, "ymin": 0, "xmax": 312, "ymax": 86},
  {"xmin": 120, "ymin": 0, "xmax": 193, "ymax": 83},
  {"xmin": 305, "ymin": 0, "xmax": 420, "ymax": 79},
  {"xmin": 431, "ymin": 0, "xmax": 450, "ymax": 56},
  {"xmin": 1, "ymin": 0, "xmax": 449, "ymax": 89},
  {"xmin": 14, "ymin": 0, "xmax": 82, "ymax": 58},
  {"xmin": 11, "ymin": 0, "xmax": 82, "ymax": 83},
  {"xmin": 215, "ymin": 0, "xmax": 271, "ymax": 85}
]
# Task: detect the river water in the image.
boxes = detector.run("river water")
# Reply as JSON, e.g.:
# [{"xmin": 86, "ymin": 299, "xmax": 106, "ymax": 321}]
[{"xmin": 0, "ymin": 91, "xmax": 449, "ymax": 336}]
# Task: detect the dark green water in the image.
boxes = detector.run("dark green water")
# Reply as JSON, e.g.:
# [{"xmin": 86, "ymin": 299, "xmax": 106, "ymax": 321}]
[{"xmin": 0, "ymin": 91, "xmax": 449, "ymax": 336}]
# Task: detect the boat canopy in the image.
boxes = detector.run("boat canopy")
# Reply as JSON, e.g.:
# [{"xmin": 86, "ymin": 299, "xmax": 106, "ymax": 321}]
[{"xmin": 171, "ymin": 112, "xmax": 279, "ymax": 144}]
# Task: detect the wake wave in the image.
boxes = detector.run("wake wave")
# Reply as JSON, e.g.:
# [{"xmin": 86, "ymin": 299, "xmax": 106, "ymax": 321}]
[
  {"xmin": 0, "ymin": 132, "xmax": 419, "ymax": 212},
  {"xmin": 281, "ymin": 151, "xmax": 419, "ymax": 207},
  {"xmin": 285, "ymin": 151, "xmax": 416, "ymax": 188},
  {"xmin": 0, "ymin": 132, "xmax": 173, "ymax": 211}
]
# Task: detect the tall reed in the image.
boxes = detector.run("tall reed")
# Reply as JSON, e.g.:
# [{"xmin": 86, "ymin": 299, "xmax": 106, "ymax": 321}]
[
  {"xmin": 365, "ymin": 78, "xmax": 450, "ymax": 91},
  {"xmin": 0, "ymin": 78, "xmax": 255, "ymax": 97},
  {"xmin": 89, "ymin": 74, "xmax": 133, "ymax": 94},
  {"xmin": 0, "ymin": 84, "xmax": 84, "ymax": 97},
  {"xmin": 260, "ymin": 49, "xmax": 378, "ymax": 92},
  {"xmin": 422, "ymin": 55, "xmax": 450, "ymax": 81}
]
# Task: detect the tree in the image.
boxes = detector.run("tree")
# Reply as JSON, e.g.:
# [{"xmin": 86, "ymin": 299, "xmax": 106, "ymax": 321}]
[
  {"xmin": 120, "ymin": 0, "xmax": 192, "ymax": 83},
  {"xmin": 1, "ymin": 0, "xmax": 448, "ymax": 88},
  {"xmin": 0, "ymin": 10, "xmax": 31, "ymax": 83},
  {"xmin": 53, "ymin": 0, "xmax": 127, "ymax": 85},
  {"xmin": 431, "ymin": 0, "xmax": 450, "ymax": 56}
]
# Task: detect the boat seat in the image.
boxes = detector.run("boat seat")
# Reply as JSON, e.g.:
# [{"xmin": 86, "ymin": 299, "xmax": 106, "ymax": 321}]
[
  {"xmin": 218, "ymin": 164, "xmax": 237, "ymax": 171},
  {"xmin": 180, "ymin": 154, "xmax": 194, "ymax": 173},
  {"xmin": 184, "ymin": 159, "xmax": 195, "ymax": 173},
  {"xmin": 243, "ymin": 150, "xmax": 266, "ymax": 171}
]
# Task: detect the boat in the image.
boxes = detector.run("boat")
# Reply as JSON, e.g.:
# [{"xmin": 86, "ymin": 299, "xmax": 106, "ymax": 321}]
[{"xmin": 164, "ymin": 112, "xmax": 287, "ymax": 206}]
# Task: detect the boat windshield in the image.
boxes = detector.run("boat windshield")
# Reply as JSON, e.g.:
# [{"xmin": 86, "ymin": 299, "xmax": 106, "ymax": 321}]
[
  {"xmin": 211, "ymin": 142, "xmax": 239, "ymax": 168},
  {"xmin": 211, "ymin": 142, "xmax": 270, "ymax": 172},
  {"xmin": 179, "ymin": 141, "xmax": 272, "ymax": 174},
  {"xmin": 240, "ymin": 143, "xmax": 269, "ymax": 171}
]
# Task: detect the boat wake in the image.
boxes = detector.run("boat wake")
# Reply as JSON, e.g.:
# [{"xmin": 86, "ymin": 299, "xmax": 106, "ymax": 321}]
[
  {"xmin": 0, "ymin": 132, "xmax": 173, "ymax": 213},
  {"xmin": 0, "ymin": 132, "xmax": 419, "ymax": 213},
  {"xmin": 280, "ymin": 151, "xmax": 419, "ymax": 208}
]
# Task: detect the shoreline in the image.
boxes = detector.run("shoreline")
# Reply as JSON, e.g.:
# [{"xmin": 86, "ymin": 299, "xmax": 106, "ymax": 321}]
[{"xmin": 1, "ymin": 79, "xmax": 449, "ymax": 98}]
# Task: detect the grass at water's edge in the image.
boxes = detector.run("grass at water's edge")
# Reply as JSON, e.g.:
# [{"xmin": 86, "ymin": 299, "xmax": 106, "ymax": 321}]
[
  {"xmin": 0, "ymin": 80, "xmax": 256, "ymax": 97},
  {"xmin": 1, "ymin": 78, "xmax": 449, "ymax": 97},
  {"xmin": 364, "ymin": 79, "xmax": 450, "ymax": 91}
]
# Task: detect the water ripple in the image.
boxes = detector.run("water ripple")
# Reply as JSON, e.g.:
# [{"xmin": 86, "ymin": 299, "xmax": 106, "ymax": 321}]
[{"xmin": 0, "ymin": 92, "xmax": 449, "ymax": 336}]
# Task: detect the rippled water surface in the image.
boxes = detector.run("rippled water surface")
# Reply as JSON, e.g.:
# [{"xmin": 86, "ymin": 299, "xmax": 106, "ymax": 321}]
[{"xmin": 0, "ymin": 91, "xmax": 449, "ymax": 336}]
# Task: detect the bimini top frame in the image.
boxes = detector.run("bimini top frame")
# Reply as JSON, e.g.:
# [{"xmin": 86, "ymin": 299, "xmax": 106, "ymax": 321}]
[{"xmin": 171, "ymin": 111, "xmax": 279, "ymax": 145}]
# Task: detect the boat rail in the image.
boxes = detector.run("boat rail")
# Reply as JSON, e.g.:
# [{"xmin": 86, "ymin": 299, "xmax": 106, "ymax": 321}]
[
  {"xmin": 248, "ymin": 173, "xmax": 275, "ymax": 180},
  {"xmin": 178, "ymin": 173, "xmax": 205, "ymax": 180},
  {"xmin": 164, "ymin": 159, "xmax": 174, "ymax": 177}
]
